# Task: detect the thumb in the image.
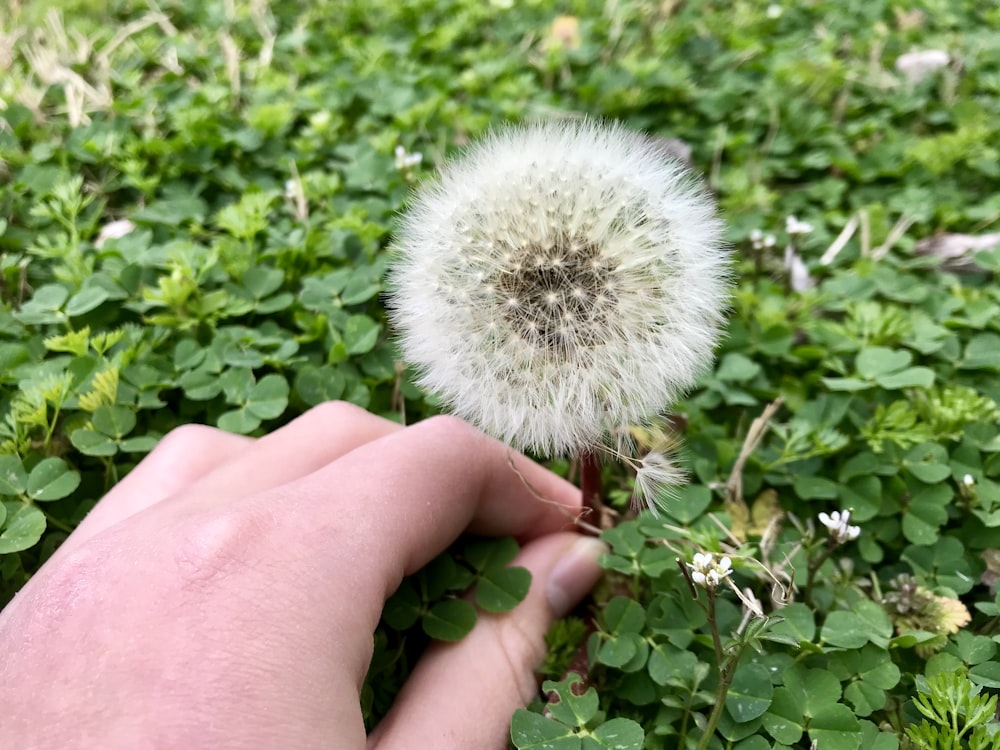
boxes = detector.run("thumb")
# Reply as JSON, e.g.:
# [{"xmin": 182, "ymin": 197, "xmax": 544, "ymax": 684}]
[{"xmin": 367, "ymin": 532, "xmax": 606, "ymax": 750}]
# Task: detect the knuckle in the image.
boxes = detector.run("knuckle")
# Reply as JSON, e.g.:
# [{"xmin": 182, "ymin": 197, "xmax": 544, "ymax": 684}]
[
  {"xmin": 153, "ymin": 423, "xmax": 231, "ymax": 460},
  {"xmin": 418, "ymin": 413, "xmax": 483, "ymax": 443},
  {"xmin": 170, "ymin": 507, "xmax": 271, "ymax": 592},
  {"xmin": 299, "ymin": 400, "xmax": 369, "ymax": 427}
]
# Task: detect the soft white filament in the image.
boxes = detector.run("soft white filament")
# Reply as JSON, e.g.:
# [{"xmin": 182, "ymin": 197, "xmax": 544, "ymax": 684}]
[{"xmin": 389, "ymin": 120, "xmax": 729, "ymax": 508}]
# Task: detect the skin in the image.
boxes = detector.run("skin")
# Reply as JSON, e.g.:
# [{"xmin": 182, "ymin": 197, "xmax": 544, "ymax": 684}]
[{"xmin": 0, "ymin": 402, "xmax": 606, "ymax": 749}]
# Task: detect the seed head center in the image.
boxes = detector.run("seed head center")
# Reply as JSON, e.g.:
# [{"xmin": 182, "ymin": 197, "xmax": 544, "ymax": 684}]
[{"xmin": 492, "ymin": 238, "xmax": 619, "ymax": 355}]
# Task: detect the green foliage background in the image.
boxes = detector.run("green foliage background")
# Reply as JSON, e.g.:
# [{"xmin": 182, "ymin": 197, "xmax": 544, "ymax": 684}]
[{"xmin": 3, "ymin": 0, "xmax": 1000, "ymax": 748}]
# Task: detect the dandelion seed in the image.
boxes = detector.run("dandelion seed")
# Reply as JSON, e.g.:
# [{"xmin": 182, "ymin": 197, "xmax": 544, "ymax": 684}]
[{"xmin": 388, "ymin": 120, "xmax": 730, "ymax": 509}]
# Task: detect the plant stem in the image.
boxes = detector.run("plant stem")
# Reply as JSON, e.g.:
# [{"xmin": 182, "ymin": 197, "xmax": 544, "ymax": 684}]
[
  {"xmin": 579, "ymin": 450, "xmax": 605, "ymax": 530},
  {"xmin": 695, "ymin": 591, "xmax": 738, "ymax": 750},
  {"xmin": 804, "ymin": 541, "xmax": 837, "ymax": 607}
]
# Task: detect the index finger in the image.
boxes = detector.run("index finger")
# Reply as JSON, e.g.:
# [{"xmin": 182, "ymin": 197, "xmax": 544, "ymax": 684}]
[{"xmin": 262, "ymin": 415, "xmax": 584, "ymax": 669}]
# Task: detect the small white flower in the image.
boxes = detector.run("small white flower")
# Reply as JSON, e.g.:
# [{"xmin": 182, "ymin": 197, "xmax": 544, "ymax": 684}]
[
  {"xmin": 818, "ymin": 509, "xmax": 861, "ymax": 544},
  {"xmin": 395, "ymin": 145, "xmax": 423, "ymax": 171},
  {"xmin": 783, "ymin": 245, "xmax": 814, "ymax": 292},
  {"xmin": 785, "ymin": 215, "xmax": 813, "ymax": 236},
  {"xmin": 762, "ymin": 234, "xmax": 776, "ymax": 248},
  {"xmin": 94, "ymin": 219, "xmax": 136, "ymax": 248},
  {"xmin": 766, "ymin": 4, "xmax": 782, "ymax": 19},
  {"xmin": 964, "ymin": 474, "xmax": 975, "ymax": 487},
  {"xmin": 689, "ymin": 552, "xmax": 732, "ymax": 590},
  {"xmin": 895, "ymin": 49, "xmax": 950, "ymax": 83},
  {"xmin": 389, "ymin": 120, "xmax": 730, "ymax": 509}
]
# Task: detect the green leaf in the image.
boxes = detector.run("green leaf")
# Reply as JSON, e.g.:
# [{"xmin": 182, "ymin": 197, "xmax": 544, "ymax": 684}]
[
  {"xmin": 475, "ymin": 566, "xmax": 531, "ymax": 613},
  {"xmin": 903, "ymin": 443, "xmax": 951, "ymax": 483},
  {"xmin": 790, "ymin": 667, "xmax": 842, "ymax": 716},
  {"xmin": 902, "ymin": 537, "xmax": 975, "ymax": 594},
  {"xmin": 762, "ymin": 687, "xmax": 805, "ymax": 745},
  {"xmin": 874, "ymin": 366, "xmax": 935, "ymax": 390},
  {"xmin": 26, "ymin": 458, "xmax": 81, "ymax": 501},
  {"xmin": 381, "ymin": 580, "xmax": 422, "ymax": 629},
  {"xmin": 856, "ymin": 347, "xmax": 911, "ymax": 378},
  {"xmin": 603, "ymin": 596, "xmax": 646, "ymax": 634},
  {"xmin": 132, "ymin": 196, "xmax": 207, "ymax": 226},
  {"xmin": 969, "ymin": 662, "xmax": 1000, "ymax": 689},
  {"xmin": 793, "ymin": 475, "xmax": 839, "ymax": 499},
  {"xmin": 647, "ymin": 644, "xmax": 700, "ymax": 686},
  {"xmin": 822, "ymin": 377, "xmax": 871, "ymax": 392},
  {"xmin": 0, "ymin": 455, "xmax": 28, "ymax": 496},
  {"xmin": 510, "ymin": 710, "xmax": 579, "ymax": 750},
  {"xmin": 961, "ymin": 333, "xmax": 1000, "ymax": 371},
  {"xmin": 242, "ymin": 266, "xmax": 284, "ymax": 298},
  {"xmin": 663, "ymin": 484, "xmax": 711, "ymax": 523},
  {"xmin": 585, "ymin": 718, "xmax": 644, "ymax": 749},
  {"xmin": 422, "ymin": 599, "xmax": 477, "ymax": 641},
  {"xmin": 246, "ymin": 374, "xmax": 289, "ymax": 420},
  {"xmin": 464, "ymin": 536, "xmax": 519, "ymax": 570},
  {"xmin": 294, "ymin": 365, "xmax": 347, "ymax": 406},
  {"xmin": 807, "ymin": 704, "xmax": 861, "ymax": 750},
  {"xmin": 66, "ymin": 286, "xmax": 111, "ymax": 316},
  {"xmin": 91, "ymin": 405, "xmax": 137, "ymax": 439},
  {"xmin": 726, "ymin": 663, "xmax": 773, "ymax": 722},
  {"xmin": 821, "ymin": 611, "xmax": 869, "ymax": 649},
  {"xmin": 0, "ymin": 501, "xmax": 47, "ymax": 554},
  {"xmin": 343, "ymin": 314, "xmax": 381, "ymax": 355},
  {"xmin": 716, "ymin": 352, "xmax": 762, "ymax": 382},
  {"xmin": 543, "ymin": 674, "xmax": 599, "ymax": 727},
  {"xmin": 767, "ymin": 603, "xmax": 816, "ymax": 644},
  {"xmin": 69, "ymin": 428, "xmax": 118, "ymax": 456},
  {"xmin": 597, "ymin": 632, "xmax": 640, "ymax": 667},
  {"xmin": 217, "ymin": 408, "xmax": 261, "ymax": 434}
]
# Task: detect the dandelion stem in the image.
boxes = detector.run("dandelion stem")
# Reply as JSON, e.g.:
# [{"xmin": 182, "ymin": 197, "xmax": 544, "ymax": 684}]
[{"xmin": 579, "ymin": 451, "xmax": 606, "ymax": 530}]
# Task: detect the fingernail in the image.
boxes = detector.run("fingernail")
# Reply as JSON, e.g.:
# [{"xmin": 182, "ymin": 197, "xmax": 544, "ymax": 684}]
[{"xmin": 547, "ymin": 536, "xmax": 607, "ymax": 618}]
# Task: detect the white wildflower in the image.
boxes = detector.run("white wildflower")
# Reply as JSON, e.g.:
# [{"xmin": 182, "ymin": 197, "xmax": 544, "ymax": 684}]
[
  {"xmin": 818, "ymin": 509, "xmax": 861, "ymax": 544},
  {"xmin": 94, "ymin": 219, "xmax": 136, "ymax": 248},
  {"xmin": 766, "ymin": 4, "xmax": 782, "ymax": 19},
  {"xmin": 895, "ymin": 49, "xmax": 950, "ymax": 84},
  {"xmin": 388, "ymin": 120, "xmax": 730, "ymax": 508},
  {"xmin": 689, "ymin": 552, "xmax": 733, "ymax": 590},
  {"xmin": 964, "ymin": 474, "xmax": 975, "ymax": 487},
  {"xmin": 785, "ymin": 215, "xmax": 813, "ymax": 236},
  {"xmin": 783, "ymin": 245, "xmax": 814, "ymax": 291},
  {"xmin": 395, "ymin": 145, "xmax": 423, "ymax": 171}
]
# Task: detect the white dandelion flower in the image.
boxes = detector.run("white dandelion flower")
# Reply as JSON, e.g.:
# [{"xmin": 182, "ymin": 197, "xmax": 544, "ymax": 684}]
[{"xmin": 388, "ymin": 119, "xmax": 730, "ymax": 507}]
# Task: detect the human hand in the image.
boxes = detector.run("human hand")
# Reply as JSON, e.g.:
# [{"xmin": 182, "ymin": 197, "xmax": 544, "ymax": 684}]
[{"xmin": 0, "ymin": 403, "xmax": 605, "ymax": 749}]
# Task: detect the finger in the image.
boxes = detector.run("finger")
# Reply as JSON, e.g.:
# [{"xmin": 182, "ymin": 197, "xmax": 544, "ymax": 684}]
[
  {"xmin": 170, "ymin": 401, "xmax": 402, "ymax": 513},
  {"xmin": 264, "ymin": 415, "xmax": 586, "ymax": 680},
  {"xmin": 71, "ymin": 402, "xmax": 401, "ymax": 550},
  {"xmin": 64, "ymin": 424, "xmax": 252, "ymax": 553},
  {"xmin": 368, "ymin": 532, "xmax": 607, "ymax": 749}
]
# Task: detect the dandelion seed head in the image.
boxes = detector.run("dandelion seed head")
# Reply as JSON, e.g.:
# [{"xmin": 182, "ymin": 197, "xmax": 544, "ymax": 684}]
[{"xmin": 389, "ymin": 119, "xmax": 730, "ymax": 468}]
